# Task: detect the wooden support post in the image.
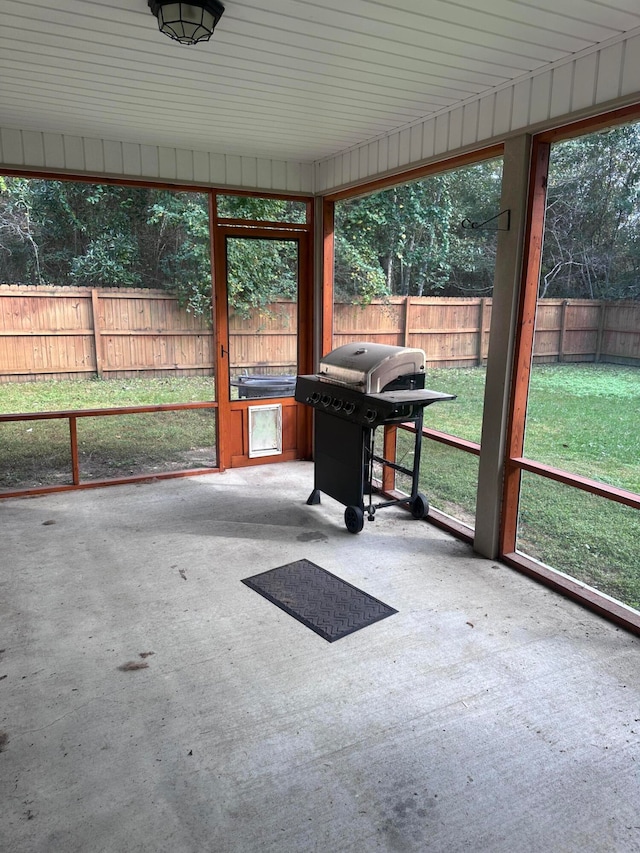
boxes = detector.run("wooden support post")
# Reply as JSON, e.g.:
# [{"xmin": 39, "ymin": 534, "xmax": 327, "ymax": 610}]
[
  {"xmin": 558, "ymin": 299, "xmax": 568, "ymax": 362},
  {"xmin": 403, "ymin": 297, "xmax": 412, "ymax": 348},
  {"xmin": 595, "ymin": 301, "xmax": 606, "ymax": 363},
  {"xmin": 321, "ymin": 199, "xmax": 335, "ymax": 358},
  {"xmin": 90, "ymin": 288, "xmax": 103, "ymax": 378},
  {"xmin": 474, "ymin": 135, "xmax": 547, "ymax": 560},
  {"xmin": 382, "ymin": 425, "xmax": 397, "ymax": 492},
  {"xmin": 69, "ymin": 416, "xmax": 80, "ymax": 485},
  {"xmin": 477, "ymin": 297, "xmax": 487, "ymax": 365},
  {"xmin": 500, "ymin": 140, "xmax": 551, "ymax": 556}
]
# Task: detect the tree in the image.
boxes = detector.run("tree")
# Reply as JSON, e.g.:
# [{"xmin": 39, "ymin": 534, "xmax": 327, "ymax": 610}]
[
  {"xmin": 226, "ymin": 237, "xmax": 298, "ymax": 319},
  {"xmin": 0, "ymin": 178, "xmax": 214, "ymax": 317},
  {"xmin": 334, "ymin": 158, "xmax": 503, "ymax": 301},
  {"xmin": 0, "ymin": 182, "xmax": 307, "ymax": 321},
  {"xmin": 0, "ymin": 177, "xmax": 43, "ymax": 284},
  {"xmin": 541, "ymin": 125, "xmax": 640, "ymax": 300}
]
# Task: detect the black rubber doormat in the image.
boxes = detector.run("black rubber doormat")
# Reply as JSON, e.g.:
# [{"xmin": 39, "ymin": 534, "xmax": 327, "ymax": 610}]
[{"xmin": 242, "ymin": 558, "xmax": 397, "ymax": 642}]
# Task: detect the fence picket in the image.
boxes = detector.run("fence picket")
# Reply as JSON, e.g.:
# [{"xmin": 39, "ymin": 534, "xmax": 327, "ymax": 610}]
[{"xmin": 0, "ymin": 286, "xmax": 638, "ymax": 382}]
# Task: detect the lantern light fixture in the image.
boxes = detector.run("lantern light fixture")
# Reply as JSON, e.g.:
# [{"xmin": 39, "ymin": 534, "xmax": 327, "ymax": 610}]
[{"xmin": 148, "ymin": 0, "xmax": 225, "ymax": 45}]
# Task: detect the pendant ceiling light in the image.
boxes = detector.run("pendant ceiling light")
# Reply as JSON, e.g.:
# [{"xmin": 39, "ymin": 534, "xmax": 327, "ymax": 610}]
[{"xmin": 148, "ymin": 1, "xmax": 225, "ymax": 45}]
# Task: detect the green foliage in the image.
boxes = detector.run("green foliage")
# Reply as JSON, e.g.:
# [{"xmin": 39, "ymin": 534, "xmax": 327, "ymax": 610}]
[
  {"xmin": 70, "ymin": 232, "xmax": 141, "ymax": 287},
  {"xmin": 333, "ymin": 232, "xmax": 387, "ymax": 303},
  {"xmin": 0, "ymin": 181, "xmax": 310, "ymax": 320},
  {"xmin": 147, "ymin": 193, "xmax": 212, "ymax": 317},
  {"xmin": 542, "ymin": 124, "xmax": 640, "ymax": 299},
  {"xmin": 335, "ymin": 123, "xmax": 640, "ymax": 304},
  {"xmin": 0, "ymin": 178, "xmax": 214, "ymax": 318},
  {"xmin": 335, "ymin": 159, "xmax": 503, "ymax": 301},
  {"xmin": 217, "ymin": 194, "xmax": 307, "ymax": 223},
  {"xmin": 0, "ymin": 176, "xmax": 43, "ymax": 284},
  {"xmin": 226, "ymin": 238, "xmax": 298, "ymax": 318}
]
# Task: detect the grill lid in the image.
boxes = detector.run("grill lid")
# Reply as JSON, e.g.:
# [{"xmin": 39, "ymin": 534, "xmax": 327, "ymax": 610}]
[{"xmin": 317, "ymin": 342, "xmax": 425, "ymax": 393}]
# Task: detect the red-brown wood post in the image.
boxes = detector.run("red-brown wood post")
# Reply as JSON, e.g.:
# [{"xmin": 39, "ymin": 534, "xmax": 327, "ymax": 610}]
[
  {"xmin": 321, "ymin": 199, "xmax": 335, "ymax": 357},
  {"xmin": 382, "ymin": 425, "xmax": 397, "ymax": 492},
  {"xmin": 69, "ymin": 416, "xmax": 80, "ymax": 485},
  {"xmin": 501, "ymin": 140, "xmax": 551, "ymax": 555}
]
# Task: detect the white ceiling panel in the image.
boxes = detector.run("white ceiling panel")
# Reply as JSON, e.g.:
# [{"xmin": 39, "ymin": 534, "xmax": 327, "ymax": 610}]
[{"xmin": 1, "ymin": 0, "xmax": 640, "ymax": 163}]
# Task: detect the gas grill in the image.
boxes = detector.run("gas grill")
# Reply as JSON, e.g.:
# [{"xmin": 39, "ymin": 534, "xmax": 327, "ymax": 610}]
[{"xmin": 295, "ymin": 342, "xmax": 455, "ymax": 533}]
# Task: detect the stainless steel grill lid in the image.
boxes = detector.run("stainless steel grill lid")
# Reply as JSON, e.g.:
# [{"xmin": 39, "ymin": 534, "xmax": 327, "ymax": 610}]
[{"xmin": 317, "ymin": 342, "xmax": 426, "ymax": 393}]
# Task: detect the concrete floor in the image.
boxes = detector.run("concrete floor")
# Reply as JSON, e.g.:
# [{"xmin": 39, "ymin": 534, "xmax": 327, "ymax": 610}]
[{"xmin": 1, "ymin": 461, "xmax": 639, "ymax": 853}]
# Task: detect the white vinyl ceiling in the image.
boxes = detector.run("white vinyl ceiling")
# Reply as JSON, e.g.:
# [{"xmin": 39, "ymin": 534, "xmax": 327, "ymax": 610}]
[{"xmin": 3, "ymin": 0, "xmax": 640, "ymax": 163}]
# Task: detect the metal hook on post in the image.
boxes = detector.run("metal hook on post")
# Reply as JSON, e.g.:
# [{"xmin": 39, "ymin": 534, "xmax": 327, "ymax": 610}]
[{"xmin": 460, "ymin": 209, "xmax": 511, "ymax": 231}]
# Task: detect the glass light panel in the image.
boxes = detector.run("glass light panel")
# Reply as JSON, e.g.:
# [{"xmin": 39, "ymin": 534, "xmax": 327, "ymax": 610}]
[{"xmin": 226, "ymin": 237, "xmax": 299, "ymax": 401}]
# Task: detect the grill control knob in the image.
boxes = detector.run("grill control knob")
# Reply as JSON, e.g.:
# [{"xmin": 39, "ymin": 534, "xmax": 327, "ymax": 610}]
[
  {"xmin": 321, "ymin": 394, "xmax": 332, "ymax": 407},
  {"xmin": 364, "ymin": 408, "xmax": 377, "ymax": 423},
  {"xmin": 331, "ymin": 398, "xmax": 343, "ymax": 411},
  {"xmin": 308, "ymin": 392, "xmax": 321, "ymax": 404},
  {"xmin": 343, "ymin": 401, "xmax": 355, "ymax": 415}
]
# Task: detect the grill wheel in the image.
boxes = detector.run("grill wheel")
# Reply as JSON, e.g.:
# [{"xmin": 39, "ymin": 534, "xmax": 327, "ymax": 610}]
[
  {"xmin": 411, "ymin": 493, "xmax": 429, "ymax": 520},
  {"xmin": 344, "ymin": 505, "xmax": 365, "ymax": 534}
]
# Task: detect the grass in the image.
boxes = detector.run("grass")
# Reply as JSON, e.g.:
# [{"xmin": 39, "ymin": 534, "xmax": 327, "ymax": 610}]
[
  {"xmin": 0, "ymin": 375, "xmax": 216, "ymax": 413},
  {"xmin": 0, "ymin": 366, "xmax": 638, "ymax": 609},
  {"xmin": 0, "ymin": 377, "xmax": 217, "ymax": 488},
  {"xmin": 420, "ymin": 363, "xmax": 640, "ymax": 493},
  {"xmin": 518, "ymin": 472, "xmax": 640, "ymax": 610},
  {"xmin": 403, "ymin": 363, "xmax": 640, "ymax": 610}
]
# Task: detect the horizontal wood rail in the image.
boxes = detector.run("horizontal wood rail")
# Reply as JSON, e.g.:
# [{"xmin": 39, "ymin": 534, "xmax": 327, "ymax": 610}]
[
  {"xmin": 0, "ymin": 401, "xmax": 219, "ymax": 499},
  {"xmin": 510, "ymin": 457, "xmax": 640, "ymax": 510},
  {"xmin": 0, "ymin": 401, "xmax": 217, "ymax": 422},
  {"xmin": 502, "ymin": 551, "xmax": 640, "ymax": 636},
  {"xmin": 0, "ymin": 468, "xmax": 221, "ymax": 501},
  {"xmin": 400, "ymin": 422, "xmax": 481, "ymax": 456}
]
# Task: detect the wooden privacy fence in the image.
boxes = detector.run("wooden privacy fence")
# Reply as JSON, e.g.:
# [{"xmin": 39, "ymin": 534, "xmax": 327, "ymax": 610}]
[
  {"xmin": 0, "ymin": 286, "xmax": 214, "ymax": 382},
  {"xmin": 0, "ymin": 286, "xmax": 638, "ymax": 382},
  {"xmin": 335, "ymin": 296, "xmax": 640, "ymax": 366}
]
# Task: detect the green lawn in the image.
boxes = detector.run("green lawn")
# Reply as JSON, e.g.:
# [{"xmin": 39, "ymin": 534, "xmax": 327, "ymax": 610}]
[
  {"xmin": 0, "ymin": 375, "xmax": 215, "ymax": 413},
  {"xmin": 0, "ymin": 366, "xmax": 638, "ymax": 609},
  {"xmin": 421, "ymin": 363, "xmax": 640, "ymax": 493},
  {"xmin": 0, "ymin": 377, "xmax": 217, "ymax": 488},
  {"xmin": 405, "ymin": 364, "xmax": 640, "ymax": 610}
]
